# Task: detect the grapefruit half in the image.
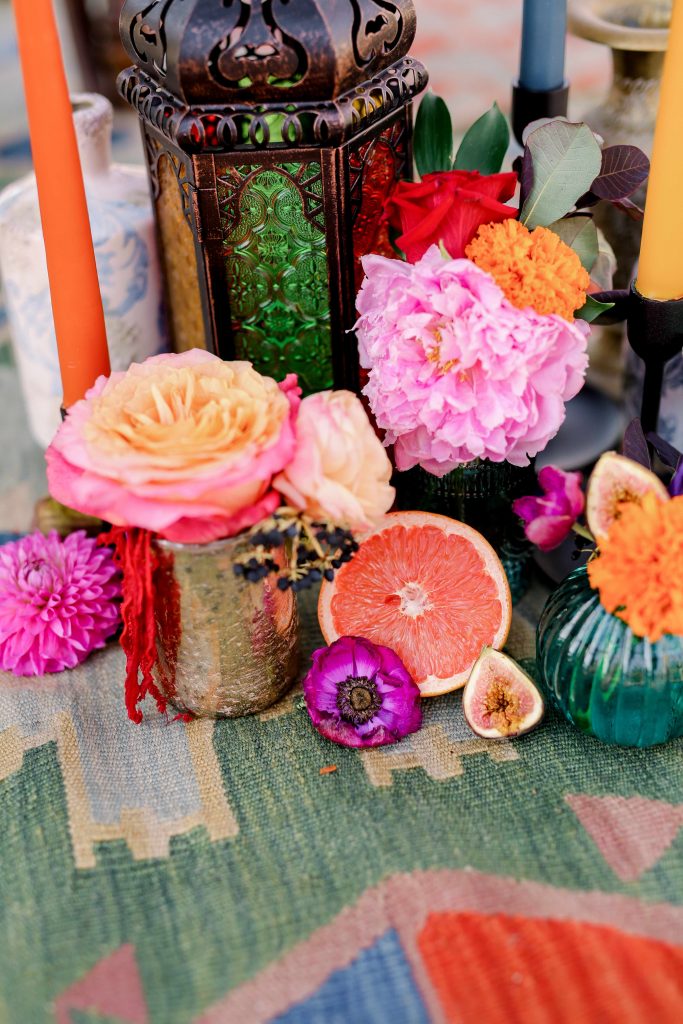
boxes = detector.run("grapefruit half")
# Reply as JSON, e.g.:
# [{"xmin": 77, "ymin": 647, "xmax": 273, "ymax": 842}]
[{"xmin": 318, "ymin": 511, "xmax": 512, "ymax": 697}]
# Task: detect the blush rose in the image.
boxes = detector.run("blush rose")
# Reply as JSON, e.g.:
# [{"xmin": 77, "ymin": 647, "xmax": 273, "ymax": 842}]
[
  {"xmin": 274, "ymin": 390, "xmax": 395, "ymax": 530},
  {"xmin": 46, "ymin": 351, "xmax": 301, "ymax": 544}
]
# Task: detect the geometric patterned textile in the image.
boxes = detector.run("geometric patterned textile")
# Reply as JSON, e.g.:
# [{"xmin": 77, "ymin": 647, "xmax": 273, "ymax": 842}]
[
  {"xmin": 1, "ymin": 432, "xmax": 682, "ymax": 1024},
  {"xmin": 0, "ymin": 8, "xmax": 671, "ymax": 1019},
  {"xmin": 3, "ymin": 598, "xmax": 683, "ymax": 1024},
  {"xmin": 1, "ymin": 249, "xmax": 682, "ymax": 1024}
]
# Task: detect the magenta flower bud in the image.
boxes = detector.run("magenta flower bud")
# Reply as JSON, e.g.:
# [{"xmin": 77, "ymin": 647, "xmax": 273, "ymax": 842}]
[{"xmin": 513, "ymin": 465, "xmax": 585, "ymax": 552}]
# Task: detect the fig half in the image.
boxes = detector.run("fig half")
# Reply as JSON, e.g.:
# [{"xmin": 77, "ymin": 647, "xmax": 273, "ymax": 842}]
[
  {"xmin": 586, "ymin": 451, "xmax": 669, "ymax": 544},
  {"xmin": 463, "ymin": 648, "xmax": 544, "ymax": 739}
]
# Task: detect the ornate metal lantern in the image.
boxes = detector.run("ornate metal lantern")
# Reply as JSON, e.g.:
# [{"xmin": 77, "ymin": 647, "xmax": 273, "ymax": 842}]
[{"xmin": 117, "ymin": 1, "xmax": 427, "ymax": 394}]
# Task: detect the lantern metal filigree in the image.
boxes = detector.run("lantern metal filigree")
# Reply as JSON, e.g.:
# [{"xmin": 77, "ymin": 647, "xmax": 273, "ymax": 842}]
[{"xmin": 118, "ymin": 0, "xmax": 427, "ymax": 393}]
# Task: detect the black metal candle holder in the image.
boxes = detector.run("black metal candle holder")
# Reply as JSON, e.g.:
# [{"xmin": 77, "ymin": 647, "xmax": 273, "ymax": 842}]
[
  {"xmin": 627, "ymin": 284, "xmax": 683, "ymax": 434},
  {"xmin": 511, "ymin": 81, "xmax": 569, "ymax": 146}
]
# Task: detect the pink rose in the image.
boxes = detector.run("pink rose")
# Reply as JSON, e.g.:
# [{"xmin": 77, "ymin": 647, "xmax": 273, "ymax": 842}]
[
  {"xmin": 46, "ymin": 351, "xmax": 301, "ymax": 544},
  {"xmin": 274, "ymin": 391, "xmax": 394, "ymax": 530},
  {"xmin": 356, "ymin": 247, "xmax": 589, "ymax": 473}
]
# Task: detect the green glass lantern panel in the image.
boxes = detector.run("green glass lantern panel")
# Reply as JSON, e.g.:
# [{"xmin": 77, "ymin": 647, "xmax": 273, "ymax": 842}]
[{"xmin": 218, "ymin": 162, "xmax": 333, "ymax": 394}]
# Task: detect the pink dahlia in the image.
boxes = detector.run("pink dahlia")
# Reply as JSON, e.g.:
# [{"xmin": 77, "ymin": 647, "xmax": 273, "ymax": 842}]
[
  {"xmin": 0, "ymin": 531, "xmax": 121, "ymax": 676},
  {"xmin": 355, "ymin": 247, "xmax": 589, "ymax": 473}
]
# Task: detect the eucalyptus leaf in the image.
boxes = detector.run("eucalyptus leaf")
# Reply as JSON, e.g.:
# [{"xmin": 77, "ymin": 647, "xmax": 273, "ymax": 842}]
[
  {"xmin": 591, "ymin": 145, "xmax": 650, "ymax": 201},
  {"xmin": 519, "ymin": 146, "xmax": 534, "ymax": 209},
  {"xmin": 622, "ymin": 418, "xmax": 651, "ymax": 469},
  {"xmin": 587, "ymin": 289, "xmax": 629, "ymax": 323},
  {"xmin": 613, "ymin": 197, "xmax": 645, "ymax": 221},
  {"xmin": 590, "ymin": 251, "xmax": 615, "ymax": 290},
  {"xmin": 590, "ymin": 229, "xmax": 617, "ymax": 290},
  {"xmin": 414, "ymin": 93, "xmax": 453, "ymax": 177},
  {"xmin": 575, "ymin": 295, "xmax": 615, "ymax": 323},
  {"xmin": 454, "ymin": 102, "xmax": 510, "ymax": 175},
  {"xmin": 547, "ymin": 215, "xmax": 598, "ymax": 272},
  {"xmin": 520, "ymin": 121, "xmax": 603, "ymax": 229}
]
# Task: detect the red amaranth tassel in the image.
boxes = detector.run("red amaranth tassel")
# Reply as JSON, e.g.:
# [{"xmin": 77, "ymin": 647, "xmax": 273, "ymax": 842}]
[{"xmin": 99, "ymin": 526, "xmax": 168, "ymax": 723}]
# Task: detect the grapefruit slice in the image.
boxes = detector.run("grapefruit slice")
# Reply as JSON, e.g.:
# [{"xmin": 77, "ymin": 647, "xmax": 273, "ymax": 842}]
[{"xmin": 318, "ymin": 511, "xmax": 512, "ymax": 697}]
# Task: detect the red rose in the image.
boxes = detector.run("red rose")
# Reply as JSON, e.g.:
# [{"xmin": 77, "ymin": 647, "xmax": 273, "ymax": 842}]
[{"xmin": 385, "ymin": 170, "xmax": 518, "ymax": 263}]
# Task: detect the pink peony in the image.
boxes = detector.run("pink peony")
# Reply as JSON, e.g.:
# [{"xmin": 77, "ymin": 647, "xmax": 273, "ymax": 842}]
[
  {"xmin": 274, "ymin": 390, "xmax": 395, "ymax": 531},
  {"xmin": 46, "ymin": 351, "xmax": 301, "ymax": 544},
  {"xmin": 513, "ymin": 466, "xmax": 585, "ymax": 551},
  {"xmin": 0, "ymin": 531, "xmax": 121, "ymax": 676},
  {"xmin": 355, "ymin": 247, "xmax": 589, "ymax": 473}
]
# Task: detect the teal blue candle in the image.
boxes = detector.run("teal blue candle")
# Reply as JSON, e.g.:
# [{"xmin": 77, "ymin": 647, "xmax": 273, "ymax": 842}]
[{"xmin": 519, "ymin": 0, "xmax": 567, "ymax": 92}]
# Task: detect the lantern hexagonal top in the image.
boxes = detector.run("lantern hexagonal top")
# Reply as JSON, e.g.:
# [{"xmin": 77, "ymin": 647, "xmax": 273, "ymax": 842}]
[{"xmin": 120, "ymin": 0, "xmax": 417, "ymax": 104}]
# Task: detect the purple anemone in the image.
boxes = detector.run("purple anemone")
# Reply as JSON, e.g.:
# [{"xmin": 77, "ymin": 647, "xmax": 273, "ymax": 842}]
[{"xmin": 303, "ymin": 635, "xmax": 422, "ymax": 748}]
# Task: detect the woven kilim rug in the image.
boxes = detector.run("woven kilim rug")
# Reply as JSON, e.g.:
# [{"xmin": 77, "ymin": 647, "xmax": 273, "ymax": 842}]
[
  {"xmin": 1, "ymin": 9, "xmax": 680, "ymax": 1022},
  {"xmin": 0, "ymin": 357, "xmax": 683, "ymax": 1024}
]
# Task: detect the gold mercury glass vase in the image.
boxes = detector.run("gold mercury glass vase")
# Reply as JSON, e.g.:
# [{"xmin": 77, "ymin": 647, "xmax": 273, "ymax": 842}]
[{"xmin": 152, "ymin": 537, "xmax": 300, "ymax": 718}]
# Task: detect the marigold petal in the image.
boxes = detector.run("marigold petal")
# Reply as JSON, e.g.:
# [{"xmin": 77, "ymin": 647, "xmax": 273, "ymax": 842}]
[
  {"xmin": 587, "ymin": 493, "xmax": 683, "ymax": 641},
  {"xmin": 466, "ymin": 220, "xmax": 590, "ymax": 321}
]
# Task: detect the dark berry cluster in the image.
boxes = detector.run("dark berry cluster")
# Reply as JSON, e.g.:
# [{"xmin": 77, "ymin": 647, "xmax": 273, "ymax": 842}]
[
  {"xmin": 313, "ymin": 526, "xmax": 358, "ymax": 582},
  {"xmin": 233, "ymin": 552, "xmax": 280, "ymax": 583},
  {"xmin": 233, "ymin": 513, "xmax": 359, "ymax": 591}
]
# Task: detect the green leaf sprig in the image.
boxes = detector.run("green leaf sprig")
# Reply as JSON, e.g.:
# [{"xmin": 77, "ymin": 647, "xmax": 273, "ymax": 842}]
[
  {"xmin": 414, "ymin": 95, "xmax": 510, "ymax": 178},
  {"xmin": 412, "ymin": 98, "xmax": 648, "ymax": 325}
]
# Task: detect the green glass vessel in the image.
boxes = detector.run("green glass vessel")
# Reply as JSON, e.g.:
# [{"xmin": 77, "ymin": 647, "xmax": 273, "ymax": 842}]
[
  {"xmin": 537, "ymin": 567, "xmax": 683, "ymax": 748},
  {"xmin": 396, "ymin": 460, "xmax": 535, "ymax": 603}
]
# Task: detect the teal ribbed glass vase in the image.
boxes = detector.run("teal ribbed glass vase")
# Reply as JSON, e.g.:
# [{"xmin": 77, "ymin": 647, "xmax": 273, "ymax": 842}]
[
  {"xmin": 396, "ymin": 460, "xmax": 535, "ymax": 603},
  {"xmin": 537, "ymin": 567, "xmax": 683, "ymax": 748}
]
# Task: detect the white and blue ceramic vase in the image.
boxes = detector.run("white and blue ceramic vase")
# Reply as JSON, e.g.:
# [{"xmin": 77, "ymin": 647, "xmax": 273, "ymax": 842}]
[{"xmin": 0, "ymin": 93, "xmax": 168, "ymax": 447}]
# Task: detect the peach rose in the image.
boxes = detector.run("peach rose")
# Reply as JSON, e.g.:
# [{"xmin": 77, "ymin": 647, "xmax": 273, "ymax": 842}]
[
  {"xmin": 274, "ymin": 391, "xmax": 394, "ymax": 530},
  {"xmin": 46, "ymin": 351, "xmax": 301, "ymax": 544}
]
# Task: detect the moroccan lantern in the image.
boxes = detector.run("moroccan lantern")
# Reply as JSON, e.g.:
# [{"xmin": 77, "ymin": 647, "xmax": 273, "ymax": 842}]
[{"xmin": 117, "ymin": 0, "xmax": 427, "ymax": 394}]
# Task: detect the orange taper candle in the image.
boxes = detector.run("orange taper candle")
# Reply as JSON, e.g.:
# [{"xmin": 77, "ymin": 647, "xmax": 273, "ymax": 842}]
[
  {"xmin": 12, "ymin": 0, "xmax": 110, "ymax": 408},
  {"xmin": 636, "ymin": 0, "xmax": 683, "ymax": 300}
]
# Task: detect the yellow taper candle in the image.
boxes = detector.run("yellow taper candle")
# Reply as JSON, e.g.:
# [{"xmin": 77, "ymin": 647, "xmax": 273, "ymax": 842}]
[{"xmin": 637, "ymin": 0, "xmax": 683, "ymax": 300}]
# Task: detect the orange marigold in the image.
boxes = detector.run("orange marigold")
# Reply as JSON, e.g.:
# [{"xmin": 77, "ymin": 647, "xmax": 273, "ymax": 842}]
[
  {"xmin": 587, "ymin": 492, "xmax": 683, "ymax": 642},
  {"xmin": 466, "ymin": 219, "xmax": 590, "ymax": 321}
]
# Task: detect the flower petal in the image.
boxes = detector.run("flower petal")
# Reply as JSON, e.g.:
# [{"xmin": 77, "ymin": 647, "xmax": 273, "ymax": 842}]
[{"xmin": 525, "ymin": 514, "xmax": 575, "ymax": 552}]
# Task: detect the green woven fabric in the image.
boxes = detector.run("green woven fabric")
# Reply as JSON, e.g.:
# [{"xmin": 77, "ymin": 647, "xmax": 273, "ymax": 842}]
[{"xmin": 0, "ymin": 357, "xmax": 682, "ymax": 1023}]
